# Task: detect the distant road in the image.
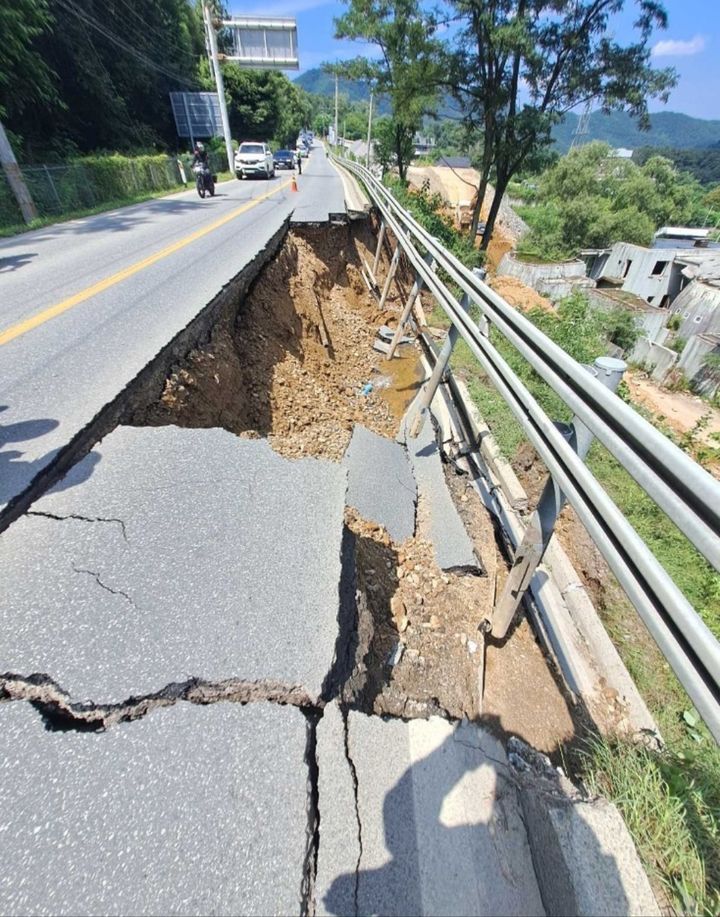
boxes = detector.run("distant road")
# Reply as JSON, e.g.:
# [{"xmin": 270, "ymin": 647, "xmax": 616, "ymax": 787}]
[{"xmin": 0, "ymin": 148, "xmax": 346, "ymax": 515}]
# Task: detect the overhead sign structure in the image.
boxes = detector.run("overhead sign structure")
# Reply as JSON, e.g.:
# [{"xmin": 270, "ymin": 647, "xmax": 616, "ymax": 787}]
[
  {"xmin": 170, "ymin": 92, "xmax": 223, "ymax": 144},
  {"xmin": 221, "ymin": 17, "xmax": 299, "ymax": 70}
]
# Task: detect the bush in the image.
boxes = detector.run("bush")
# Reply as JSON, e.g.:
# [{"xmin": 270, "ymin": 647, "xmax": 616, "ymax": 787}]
[
  {"xmin": 383, "ymin": 177, "xmax": 483, "ymax": 270},
  {"xmin": 605, "ymin": 307, "xmax": 641, "ymax": 353},
  {"xmin": 2, "ymin": 150, "xmax": 228, "ymax": 230},
  {"xmin": 668, "ymin": 336, "xmax": 688, "ymax": 355},
  {"xmin": 517, "ymin": 142, "xmax": 704, "ymax": 258}
]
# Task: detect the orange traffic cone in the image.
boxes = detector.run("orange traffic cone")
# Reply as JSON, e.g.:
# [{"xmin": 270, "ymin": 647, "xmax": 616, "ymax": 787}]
[{"xmin": 291, "ymin": 172, "xmax": 298, "ymax": 192}]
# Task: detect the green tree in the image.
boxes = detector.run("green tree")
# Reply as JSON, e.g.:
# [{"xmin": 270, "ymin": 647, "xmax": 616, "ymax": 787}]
[
  {"xmin": 0, "ymin": 0, "xmax": 58, "ymax": 120},
  {"xmin": 333, "ymin": 0, "xmax": 441, "ymax": 179},
  {"xmin": 5, "ymin": 0, "xmax": 205, "ymax": 158},
  {"xmin": 213, "ymin": 64, "xmax": 311, "ymax": 148},
  {"xmin": 448, "ymin": 0, "xmax": 676, "ymax": 247},
  {"xmin": 520, "ymin": 142, "xmax": 701, "ymax": 257},
  {"xmin": 373, "ymin": 114, "xmax": 414, "ymax": 174}
]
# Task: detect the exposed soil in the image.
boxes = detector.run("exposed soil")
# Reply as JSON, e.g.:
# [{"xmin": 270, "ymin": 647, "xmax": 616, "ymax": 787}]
[
  {"xmin": 627, "ymin": 371, "xmax": 720, "ymax": 451},
  {"xmin": 489, "ymin": 274, "xmax": 555, "ymax": 314},
  {"xmin": 343, "ymin": 505, "xmax": 491, "ymax": 722},
  {"xmin": 485, "ymin": 228, "xmax": 514, "ymax": 273},
  {"xmin": 132, "ymin": 226, "xmax": 401, "ymax": 460},
  {"xmin": 443, "ymin": 460, "xmax": 576, "ymax": 753},
  {"xmin": 132, "ymin": 219, "xmax": 580, "ymax": 755},
  {"xmin": 513, "ymin": 440, "xmax": 612, "ymax": 610}
]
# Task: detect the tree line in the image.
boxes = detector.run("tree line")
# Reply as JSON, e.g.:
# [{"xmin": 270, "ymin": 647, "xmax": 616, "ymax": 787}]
[
  {"xmin": 333, "ymin": 0, "xmax": 677, "ymax": 250},
  {"xmin": 513, "ymin": 142, "xmax": 716, "ymax": 261},
  {"xmin": 1, "ymin": 0, "xmax": 312, "ymax": 161}
]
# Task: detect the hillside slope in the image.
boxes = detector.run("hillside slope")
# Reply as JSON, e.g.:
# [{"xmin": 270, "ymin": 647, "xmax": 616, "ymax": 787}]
[{"xmin": 552, "ymin": 110, "xmax": 720, "ymax": 152}]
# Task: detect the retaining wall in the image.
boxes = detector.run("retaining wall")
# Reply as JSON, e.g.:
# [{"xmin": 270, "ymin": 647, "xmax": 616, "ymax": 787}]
[
  {"xmin": 497, "ymin": 252, "xmax": 586, "ymax": 290},
  {"xmin": 631, "ymin": 337, "xmax": 678, "ymax": 382}
]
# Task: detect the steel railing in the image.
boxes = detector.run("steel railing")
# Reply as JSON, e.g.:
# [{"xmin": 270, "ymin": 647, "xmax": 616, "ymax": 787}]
[{"xmin": 333, "ymin": 154, "xmax": 720, "ymax": 743}]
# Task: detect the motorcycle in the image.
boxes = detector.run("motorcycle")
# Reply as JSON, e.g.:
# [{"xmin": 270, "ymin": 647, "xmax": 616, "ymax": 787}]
[{"xmin": 193, "ymin": 162, "xmax": 215, "ymax": 199}]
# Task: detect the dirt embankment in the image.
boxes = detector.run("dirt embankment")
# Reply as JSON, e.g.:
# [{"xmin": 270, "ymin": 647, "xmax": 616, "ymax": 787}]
[
  {"xmin": 627, "ymin": 371, "xmax": 720, "ymax": 457},
  {"xmin": 489, "ymin": 274, "xmax": 554, "ymax": 314},
  {"xmin": 132, "ymin": 226, "xmax": 401, "ymax": 461},
  {"xmin": 131, "ymin": 220, "xmax": 576, "ymax": 755}
]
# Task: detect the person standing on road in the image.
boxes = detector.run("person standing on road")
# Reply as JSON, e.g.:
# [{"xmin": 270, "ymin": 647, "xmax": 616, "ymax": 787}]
[{"xmin": 295, "ymin": 149, "xmax": 302, "ymax": 175}]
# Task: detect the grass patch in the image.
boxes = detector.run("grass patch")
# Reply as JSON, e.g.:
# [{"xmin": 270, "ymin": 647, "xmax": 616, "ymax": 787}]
[
  {"xmin": 1, "ymin": 171, "xmax": 234, "ymax": 238},
  {"xmin": 581, "ymin": 737, "xmax": 720, "ymax": 915}
]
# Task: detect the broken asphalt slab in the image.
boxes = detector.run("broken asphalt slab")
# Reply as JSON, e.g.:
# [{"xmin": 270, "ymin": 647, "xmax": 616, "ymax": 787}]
[
  {"xmin": 0, "ymin": 701, "xmax": 311, "ymax": 917},
  {"xmin": 343, "ymin": 424, "xmax": 416, "ymax": 543},
  {"xmin": 399, "ymin": 410, "xmax": 482, "ymax": 574},
  {"xmin": 0, "ymin": 425, "xmax": 348, "ymax": 706},
  {"xmin": 315, "ymin": 702, "xmax": 545, "ymax": 916}
]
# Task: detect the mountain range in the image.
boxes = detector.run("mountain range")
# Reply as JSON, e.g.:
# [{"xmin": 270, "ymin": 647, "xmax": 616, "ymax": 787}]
[
  {"xmin": 552, "ymin": 110, "xmax": 720, "ymax": 152},
  {"xmin": 294, "ymin": 69, "xmax": 720, "ymax": 152}
]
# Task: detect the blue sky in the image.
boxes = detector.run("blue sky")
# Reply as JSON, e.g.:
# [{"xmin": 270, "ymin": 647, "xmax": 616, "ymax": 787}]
[{"xmin": 230, "ymin": 0, "xmax": 720, "ymax": 120}]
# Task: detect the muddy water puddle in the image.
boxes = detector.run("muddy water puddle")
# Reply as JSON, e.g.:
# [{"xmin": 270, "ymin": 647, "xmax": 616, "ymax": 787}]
[{"xmin": 374, "ymin": 344, "xmax": 425, "ymax": 422}]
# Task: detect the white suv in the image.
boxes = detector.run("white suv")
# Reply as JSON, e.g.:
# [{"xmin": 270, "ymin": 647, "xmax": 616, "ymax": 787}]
[{"xmin": 235, "ymin": 142, "xmax": 275, "ymax": 180}]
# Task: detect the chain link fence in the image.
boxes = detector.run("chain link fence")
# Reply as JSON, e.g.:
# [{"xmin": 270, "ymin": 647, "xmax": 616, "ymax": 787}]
[{"xmin": 0, "ymin": 150, "xmax": 227, "ymax": 231}]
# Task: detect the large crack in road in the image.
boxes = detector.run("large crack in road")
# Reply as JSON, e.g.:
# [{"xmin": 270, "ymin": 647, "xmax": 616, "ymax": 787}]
[{"xmin": 0, "ymin": 215, "xmax": 585, "ymax": 916}]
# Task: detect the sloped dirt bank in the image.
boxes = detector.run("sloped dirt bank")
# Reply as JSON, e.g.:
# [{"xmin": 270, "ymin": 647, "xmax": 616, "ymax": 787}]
[
  {"xmin": 131, "ymin": 225, "xmax": 400, "ymax": 460},
  {"xmin": 130, "ymin": 220, "xmax": 576, "ymax": 754}
]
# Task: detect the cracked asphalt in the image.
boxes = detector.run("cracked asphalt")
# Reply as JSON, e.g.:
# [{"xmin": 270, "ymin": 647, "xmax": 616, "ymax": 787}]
[
  {"xmin": 0, "ymin": 163, "xmax": 553, "ymax": 915},
  {"xmin": 0, "ymin": 146, "xmax": 345, "ymax": 518},
  {"xmin": 0, "ymin": 420, "xmax": 549, "ymax": 916}
]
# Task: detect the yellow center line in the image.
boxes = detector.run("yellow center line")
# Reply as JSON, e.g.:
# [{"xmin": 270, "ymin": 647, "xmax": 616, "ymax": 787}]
[{"xmin": 0, "ymin": 179, "xmax": 293, "ymax": 347}]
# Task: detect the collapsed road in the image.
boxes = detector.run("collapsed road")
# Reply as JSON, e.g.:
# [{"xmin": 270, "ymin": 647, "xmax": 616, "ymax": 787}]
[
  {"xmin": 0, "ymin": 145, "xmax": 346, "ymax": 525},
  {"xmin": 0, "ymin": 163, "xmax": 659, "ymax": 915}
]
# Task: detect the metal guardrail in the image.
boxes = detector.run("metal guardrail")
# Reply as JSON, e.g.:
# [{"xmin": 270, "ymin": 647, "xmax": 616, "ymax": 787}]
[{"xmin": 332, "ymin": 154, "xmax": 720, "ymax": 743}]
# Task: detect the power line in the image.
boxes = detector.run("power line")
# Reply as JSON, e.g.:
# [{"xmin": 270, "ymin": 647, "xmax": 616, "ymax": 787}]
[
  {"xmin": 55, "ymin": 0, "xmax": 200, "ymax": 88},
  {"xmin": 112, "ymin": 0, "xmax": 201, "ymax": 63}
]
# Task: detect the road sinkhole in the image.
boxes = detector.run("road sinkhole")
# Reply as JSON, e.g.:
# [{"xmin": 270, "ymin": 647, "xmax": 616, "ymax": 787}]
[{"xmin": 127, "ymin": 221, "xmax": 575, "ymax": 754}]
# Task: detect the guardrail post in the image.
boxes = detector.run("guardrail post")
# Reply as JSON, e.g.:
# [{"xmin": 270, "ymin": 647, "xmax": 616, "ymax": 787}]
[
  {"xmin": 409, "ymin": 267, "xmax": 485, "ymax": 431},
  {"xmin": 386, "ymin": 252, "xmax": 435, "ymax": 360},
  {"xmin": 372, "ymin": 221, "xmax": 386, "ymax": 280},
  {"xmin": 378, "ymin": 244, "xmax": 401, "ymax": 311},
  {"xmin": 491, "ymin": 356, "xmax": 627, "ymax": 639}
]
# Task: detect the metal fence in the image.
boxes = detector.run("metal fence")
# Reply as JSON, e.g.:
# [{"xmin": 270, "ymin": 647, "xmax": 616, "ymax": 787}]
[
  {"xmin": 333, "ymin": 153, "xmax": 720, "ymax": 743},
  {"xmin": 0, "ymin": 151, "xmax": 227, "ymax": 229}
]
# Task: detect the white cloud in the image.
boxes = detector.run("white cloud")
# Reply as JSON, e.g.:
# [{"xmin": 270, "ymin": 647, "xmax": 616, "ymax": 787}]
[{"xmin": 651, "ymin": 34, "xmax": 706, "ymax": 57}]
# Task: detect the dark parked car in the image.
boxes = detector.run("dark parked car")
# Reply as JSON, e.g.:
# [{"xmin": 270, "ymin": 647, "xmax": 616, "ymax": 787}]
[{"xmin": 273, "ymin": 149, "xmax": 297, "ymax": 170}]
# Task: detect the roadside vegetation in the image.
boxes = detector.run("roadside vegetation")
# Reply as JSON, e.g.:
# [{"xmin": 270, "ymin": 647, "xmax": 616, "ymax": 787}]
[
  {"xmin": 1, "ymin": 1, "xmax": 312, "ymax": 230},
  {"xmin": 390, "ymin": 178, "xmax": 720, "ymax": 915},
  {"xmin": 513, "ymin": 142, "xmax": 718, "ymax": 262},
  {"xmin": 0, "ymin": 150, "xmax": 234, "ymax": 233}
]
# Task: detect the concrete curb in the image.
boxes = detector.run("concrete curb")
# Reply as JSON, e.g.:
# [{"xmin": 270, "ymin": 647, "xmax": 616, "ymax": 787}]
[
  {"xmin": 329, "ymin": 159, "xmax": 372, "ymax": 216},
  {"xmin": 509, "ymin": 738, "xmax": 660, "ymax": 917}
]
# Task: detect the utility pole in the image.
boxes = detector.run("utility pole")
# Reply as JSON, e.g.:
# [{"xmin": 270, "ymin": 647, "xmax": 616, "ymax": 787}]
[
  {"xmin": 203, "ymin": 3, "xmax": 234, "ymax": 172},
  {"xmin": 366, "ymin": 88, "xmax": 374, "ymax": 169},
  {"xmin": 0, "ymin": 121, "xmax": 37, "ymax": 224},
  {"xmin": 334, "ymin": 73, "xmax": 339, "ymax": 151}
]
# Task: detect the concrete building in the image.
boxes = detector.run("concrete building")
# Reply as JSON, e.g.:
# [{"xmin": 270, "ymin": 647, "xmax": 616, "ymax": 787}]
[
  {"xmin": 587, "ymin": 287, "xmax": 668, "ymax": 341},
  {"xmin": 586, "ymin": 242, "xmax": 720, "ymax": 310},
  {"xmin": 669, "ymin": 254, "xmax": 720, "ymax": 338},
  {"xmin": 586, "ymin": 242, "xmax": 687, "ymax": 308},
  {"xmin": 654, "ymin": 226, "xmax": 715, "ymax": 247}
]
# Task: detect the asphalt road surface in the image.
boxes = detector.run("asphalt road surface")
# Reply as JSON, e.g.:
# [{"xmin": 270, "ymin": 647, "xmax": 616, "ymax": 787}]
[{"xmin": 0, "ymin": 147, "xmax": 346, "ymax": 514}]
